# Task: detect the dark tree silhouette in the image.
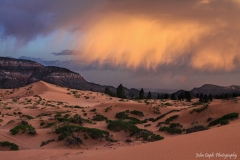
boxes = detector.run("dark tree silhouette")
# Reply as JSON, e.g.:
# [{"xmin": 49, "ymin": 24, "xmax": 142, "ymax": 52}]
[
  {"xmin": 139, "ymin": 88, "xmax": 145, "ymax": 99},
  {"xmin": 224, "ymin": 94, "xmax": 228, "ymax": 99},
  {"xmin": 199, "ymin": 93, "xmax": 204, "ymax": 102},
  {"xmin": 170, "ymin": 93, "xmax": 177, "ymax": 100},
  {"xmin": 157, "ymin": 94, "xmax": 161, "ymax": 99},
  {"xmin": 177, "ymin": 94, "xmax": 182, "ymax": 101},
  {"xmin": 164, "ymin": 94, "xmax": 169, "ymax": 99},
  {"xmin": 208, "ymin": 94, "xmax": 213, "ymax": 101},
  {"xmin": 196, "ymin": 93, "xmax": 200, "ymax": 98},
  {"xmin": 185, "ymin": 91, "xmax": 192, "ymax": 102},
  {"xmin": 147, "ymin": 91, "xmax": 152, "ymax": 99},
  {"xmin": 203, "ymin": 94, "xmax": 208, "ymax": 102},
  {"xmin": 116, "ymin": 84, "xmax": 126, "ymax": 98},
  {"xmin": 104, "ymin": 87, "xmax": 115, "ymax": 97}
]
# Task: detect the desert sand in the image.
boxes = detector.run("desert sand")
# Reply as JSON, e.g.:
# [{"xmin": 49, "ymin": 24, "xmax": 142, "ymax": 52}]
[{"xmin": 0, "ymin": 81, "xmax": 239, "ymax": 160}]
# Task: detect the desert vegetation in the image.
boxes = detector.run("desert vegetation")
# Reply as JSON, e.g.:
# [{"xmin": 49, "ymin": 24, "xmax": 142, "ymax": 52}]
[
  {"xmin": 10, "ymin": 121, "xmax": 36, "ymax": 135},
  {"xmin": 0, "ymin": 141, "xmax": 19, "ymax": 150},
  {"xmin": 208, "ymin": 112, "xmax": 239, "ymax": 127}
]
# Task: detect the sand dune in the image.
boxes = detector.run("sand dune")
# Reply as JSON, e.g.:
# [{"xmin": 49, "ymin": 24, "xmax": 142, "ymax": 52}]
[{"xmin": 0, "ymin": 81, "xmax": 239, "ymax": 159}]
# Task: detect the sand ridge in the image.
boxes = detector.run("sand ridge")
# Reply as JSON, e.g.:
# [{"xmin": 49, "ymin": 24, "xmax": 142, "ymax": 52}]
[{"xmin": 0, "ymin": 81, "xmax": 239, "ymax": 159}]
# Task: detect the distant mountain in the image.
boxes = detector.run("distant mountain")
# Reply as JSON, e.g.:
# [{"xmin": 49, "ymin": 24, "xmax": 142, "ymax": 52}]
[
  {"xmin": 191, "ymin": 84, "xmax": 240, "ymax": 96},
  {"xmin": 0, "ymin": 57, "xmax": 139, "ymax": 97},
  {"xmin": 173, "ymin": 84, "xmax": 240, "ymax": 97},
  {"xmin": 2, "ymin": 57, "xmax": 239, "ymax": 98}
]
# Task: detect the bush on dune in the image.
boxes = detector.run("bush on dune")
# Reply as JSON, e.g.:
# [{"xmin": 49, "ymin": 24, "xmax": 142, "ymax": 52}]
[
  {"xmin": 130, "ymin": 110, "xmax": 144, "ymax": 117},
  {"xmin": 115, "ymin": 111, "xmax": 144, "ymax": 124},
  {"xmin": 186, "ymin": 125, "xmax": 208, "ymax": 134},
  {"xmin": 92, "ymin": 114, "xmax": 108, "ymax": 121},
  {"xmin": 0, "ymin": 141, "xmax": 19, "ymax": 150},
  {"xmin": 165, "ymin": 115, "xmax": 179, "ymax": 122},
  {"xmin": 10, "ymin": 121, "xmax": 36, "ymax": 135},
  {"xmin": 107, "ymin": 120, "xmax": 163, "ymax": 142},
  {"xmin": 208, "ymin": 112, "xmax": 239, "ymax": 127},
  {"xmin": 190, "ymin": 104, "xmax": 208, "ymax": 114},
  {"xmin": 55, "ymin": 124, "xmax": 111, "ymax": 141},
  {"xmin": 153, "ymin": 109, "xmax": 182, "ymax": 122},
  {"xmin": 159, "ymin": 126, "xmax": 182, "ymax": 134}
]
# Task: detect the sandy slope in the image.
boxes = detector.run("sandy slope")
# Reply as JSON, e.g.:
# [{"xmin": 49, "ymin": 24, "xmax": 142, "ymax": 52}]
[
  {"xmin": 1, "ymin": 120, "xmax": 239, "ymax": 160},
  {"xmin": 0, "ymin": 81, "xmax": 239, "ymax": 160}
]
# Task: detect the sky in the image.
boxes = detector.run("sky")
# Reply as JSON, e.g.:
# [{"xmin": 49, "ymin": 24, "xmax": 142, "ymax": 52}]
[{"xmin": 0, "ymin": 0, "xmax": 240, "ymax": 91}]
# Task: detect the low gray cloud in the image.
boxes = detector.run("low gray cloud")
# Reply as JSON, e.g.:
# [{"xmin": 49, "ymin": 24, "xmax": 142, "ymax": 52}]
[{"xmin": 51, "ymin": 50, "xmax": 76, "ymax": 56}]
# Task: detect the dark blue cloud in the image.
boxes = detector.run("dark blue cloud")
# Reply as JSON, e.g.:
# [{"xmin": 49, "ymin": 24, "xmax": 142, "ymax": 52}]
[{"xmin": 51, "ymin": 50, "xmax": 76, "ymax": 56}]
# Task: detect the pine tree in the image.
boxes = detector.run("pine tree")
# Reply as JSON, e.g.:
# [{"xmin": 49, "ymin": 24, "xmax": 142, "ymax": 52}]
[
  {"xmin": 164, "ymin": 94, "xmax": 169, "ymax": 99},
  {"xmin": 203, "ymin": 94, "xmax": 208, "ymax": 102},
  {"xmin": 170, "ymin": 93, "xmax": 176, "ymax": 100},
  {"xmin": 208, "ymin": 94, "xmax": 213, "ymax": 101},
  {"xmin": 105, "ymin": 87, "xmax": 114, "ymax": 96},
  {"xmin": 199, "ymin": 93, "xmax": 204, "ymax": 102},
  {"xmin": 196, "ymin": 93, "xmax": 200, "ymax": 98},
  {"xmin": 224, "ymin": 94, "xmax": 228, "ymax": 99},
  {"xmin": 147, "ymin": 91, "xmax": 152, "ymax": 99},
  {"xmin": 157, "ymin": 94, "xmax": 161, "ymax": 99},
  {"xmin": 116, "ymin": 84, "xmax": 126, "ymax": 98},
  {"xmin": 185, "ymin": 91, "xmax": 191, "ymax": 102},
  {"xmin": 180, "ymin": 92, "xmax": 184, "ymax": 101},
  {"xmin": 177, "ymin": 94, "xmax": 182, "ymax": 101},
  {"xmin": 139, "ymin": 88, "xmax": 145, "ymax": 99}
]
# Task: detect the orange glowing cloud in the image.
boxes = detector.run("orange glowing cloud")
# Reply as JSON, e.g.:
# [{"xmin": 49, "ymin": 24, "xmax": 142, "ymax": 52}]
[{"xmin": 76, "ymin": 14, "xmax": 211, "ymax": 70}]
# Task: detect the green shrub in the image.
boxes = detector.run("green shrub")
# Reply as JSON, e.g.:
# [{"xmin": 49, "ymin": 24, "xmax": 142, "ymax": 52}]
[
  {"xmin": 74, "ymin": 105, "xmax": 83, "ymax": 109},
  {"xmin": 144, "ymin": 124, "xmax": 151, "ymax": 127},
  {"xmin": 116, "ymin": 111, "xmax": 129, "ymax": 119},
  {"xmin": 107, "ymin": 120, "xmax": 163, "ymax": 142},
  {"xmin": 186, "ymin": 125, "xmax": 208, "ymax": 134},
  {"xmin": 107, "ymin": 120, "xmax": 140, "ymax": 134},
  {"xmin": 92, "ymin": 114, "xmax": 108, "ymax": 121},
  {"xmin": 153, "ymin": 109, "xmax": 182, "ymax": 122},
  {"xmin": 159, "ymin": 126, "xmax": 182, "ymax": 134},
  {"xmin": 206, "ymin": 117, "xmax": 213, "ymax": 122},
  {"xmin": 165, "ymin": 115, "xmax": 179, "ymax": 122},
  {"xmin": 130, "ymin": 110, "xmax": 144, "ymax": 117},
  {"xmin": 44, "ymin": 122, "xmax": 56, "ymax": 128},
  {"xmin": 115, "ymin": 111, "xmax": 142, "ymax": 124},
  {"xmin": 220, "ymin": 120, "xmax": 229, "ymax": 125},
  {"xmin": 10, "ymin": 123, "xmax": 36, "ymax": 135},
  {"xmin": 63, "ymin": 114, "xmax": 70, "ymax": 118},
  {"xmin": 164, "ymin": 102, "xmax": 172, "ymax": 106},
  {"xmin": 134, "ymin": 130, "xmax": 164, "ymax": 141},
  {"xmin": 54, "ymin": 113, "xmax": 62, "ymax": 118},
  {"xmin": 105, "ymin": 106, "xmax": 112, "ymax": 112},
  {"xmin": 190, "ymin": 104, "xmax": 208, "ymax": 114},
  {"xmin": 55, "ymin": 125, "xmax": 110, "ymax": 141},
  {"xmin": 169, "ymin": 123, "xmax": 182, "ymax": 128},
  {"xmin": 0, "ymin": 141, "xmax": 19, "ymax": 150},
  {"xmin": 90, "ymin": 108, "xmax": 96, "ymax": 112},
  {"xmin": 22, "ymin": 114, "xmax": 33, "ymax": 120},
  {"xmin": 40, "ymin": 139, "xmax": 55, "ymax": 147},
  {"xmin": 208, "ymin": 112, "xmax": 239, "ymax": 127},
  {"xmin": 36, "ymin": 113, "xmax": 52, "ymax": 117},
  {"xmin": 40, "ymin": 121, "xmax": 45, "ymax": 126},
  {"xmin": 57, "ymin": 114, "xmax": 83, "ymax": 125}
]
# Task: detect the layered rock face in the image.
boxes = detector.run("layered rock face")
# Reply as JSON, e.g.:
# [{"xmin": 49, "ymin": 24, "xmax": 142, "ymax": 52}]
[{"xmin": 0, "ymin": 57, "xmax": 139, "ymax": 97}]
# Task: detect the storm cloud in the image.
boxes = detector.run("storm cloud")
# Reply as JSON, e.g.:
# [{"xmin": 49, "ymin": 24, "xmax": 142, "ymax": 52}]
[{"xmin": 1, "ymin": 0, "xmax": 240, "ymax": 89}]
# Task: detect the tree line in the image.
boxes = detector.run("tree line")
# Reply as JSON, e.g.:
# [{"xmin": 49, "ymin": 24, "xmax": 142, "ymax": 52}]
[{"xmin": 105, "ymin": 84, "xmax": 240, "ymax": 101}]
